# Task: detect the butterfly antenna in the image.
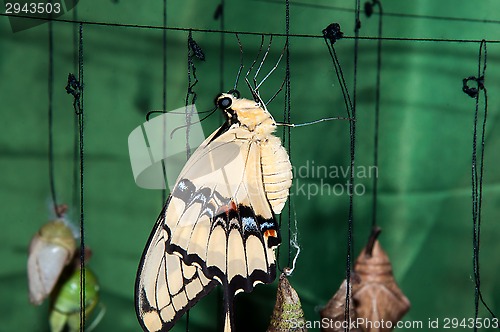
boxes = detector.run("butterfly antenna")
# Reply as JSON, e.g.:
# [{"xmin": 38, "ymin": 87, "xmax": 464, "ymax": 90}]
[
  {"xmin": 244, "ymin": 77, "xmax": 265, "ymax": 107},
  {"xmin": 146, "ymin": 108, "xmax": 216, "ymax": 122},
  {"xmin": 169, "ymin": 106, "xmax": 218, "ymax": 138},
  {"xmin": 233, "ymin": 34, "xmax": 244, "ymax": 91},
  {"xmin": 245, "ymin": 35, "xmax": 265, "ymax": 89},
  {"xmin": 256, "ymin": 38, "xmax": 286, "ymax": 92},
  {"xmin": 254, "ymin": 35, "xmax": 273, "ymax": 89}
]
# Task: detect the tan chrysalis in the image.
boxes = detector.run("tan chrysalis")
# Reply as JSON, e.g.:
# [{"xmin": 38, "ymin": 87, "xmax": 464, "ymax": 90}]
[
  {"xmin": 351, "ymin": 228, "xmax": 410, "ymax": 332},
  {"xmin": 27, "ymin": 216, "xmax": 76, "ymax": 305}
]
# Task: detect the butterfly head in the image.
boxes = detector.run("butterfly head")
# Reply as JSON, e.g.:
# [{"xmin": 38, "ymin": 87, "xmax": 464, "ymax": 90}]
[{"xmin": 215, "ymin": 91, "xmax": 276, "ymax": 135}]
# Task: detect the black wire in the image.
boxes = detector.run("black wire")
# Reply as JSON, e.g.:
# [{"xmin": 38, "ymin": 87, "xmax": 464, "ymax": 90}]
[
  {"xmin": 184, "ymin": 30, "xmax": 201, "ymax": 331},
  {"xmin": 76, "ymin": 23, "xmax": 86, "ymax": 332},
  {"xmin": 321, "ymin": 25, "xmax": 357, "ymax": 319},
  {"xmin": 254, "ymin": 0, "xmax": 500, "ymax": 26},
  {"xmin": 2, "ymin": 13, "xmax": 500, "ymax": 44},
  {"xmin": 219, "ymin": 0, "xmax": 225, "ymax": 92},
  {"xmin": 322, "ymin": 40, "xmax": 353, "ymax": 117},
  {"xmin": 161, "ymin": 0, "xmax": 168, "ymax": 205},
  {"xmin": 275, "ymin": 0, "xmax": 292, "ymax": 274},
  {"xmin": 322, "ymin": 25, "xmax": 356, "ymax": 304},
  {"xmin": 185, "ymin": 31, "xmax": 200, "ymax": 159},
  {"xmin": 370, "ymin": 0, "xmax": 383, "ymax": 228},
  {"xmin": 47, "ymin": 6, "xmax": 59, "ymax": 218},
  {"xmin": 470, "ymin": 41, "xmax": 481, "ymax": 330},
  {"xmin": 216, "ymin": 2, "xmax": 225, "ymax": 330},
  {"xmin": 344, "ymin": 1, "xmax": 361, "ymax": 330},
  {"xmin": 284, "ymin": 0, "xmax": 292, "ymax": 270},
  {"xmin": 470, "ymin": 41, "xmax": 498, "ymax": 330},
  {"xmin": 72, "ymin": 0, "xmax": 79, "ymax": 226}
]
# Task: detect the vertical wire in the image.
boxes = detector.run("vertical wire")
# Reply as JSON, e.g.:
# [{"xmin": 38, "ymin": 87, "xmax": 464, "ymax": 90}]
[
  {"xmin": 474, "ymin": 50, "xmax": 497, "ymax": 323},
  {"xmin": 77, "ymin": 23, "xmax": 86, "ymax": 332},
  {"xmin": 185, "ymin": 30, "xmax": 191, "ymax": 332},
  {"xmin": 276, "ymin": 0, "xmax": 292, "ymax": 274},
  {"xmin": 185, "ymin": 31, "xmax": 198, "ymax": 158},
  {"xmin": 344, "ymin": 0, "xmax": 361, "ymax": 329},
  {"xmin": 47, "ymin": 2, "xmax": 59, "ymax": 217},
  {"xmin": 72, "ymin": 0, "xmax": 79, "ymax": 217},
  {"xmin": 217, "ymin": 2, "xmax": 225, "ymax": 330},
  {"xmin": 321, "ymin": 24, "xmax": 356, "ymax": 328},
  {"xmin": 371, "ymin": 0, "xmax": 383, "ymax": 228},
  {"xmin": 470, "ymin": 41, "xmax": 497, "ymax": 330},
  {"xmin": 219, "ymin": 0, "xmax": 225, "ymax": 92},
  {"xmin": 184, "ymin": 29, "xmax": 199, "ymax": 332},
  {"xmin": 321, "ymin": 24, "xmax": 353, "ymax": 118},
  {"xmin": 284, "ymin": 0, "xmax": 292, "ymax": 268},
  {"xmin": 322, "ymin": 22, "xmax": 356, "ymax": 332},
  {"xmin": 470, "ymin": 43, "xmax": 481, "ymax": 332},
  {"xmin": 161, "ymin": 0, "xmax": 168, "ymax": 204}
]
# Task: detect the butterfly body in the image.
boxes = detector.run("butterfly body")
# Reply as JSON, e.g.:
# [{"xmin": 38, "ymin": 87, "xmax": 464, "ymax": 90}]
[{"xmin": 136, "ymin": 93, "xmax": 292, "ymax": 332}]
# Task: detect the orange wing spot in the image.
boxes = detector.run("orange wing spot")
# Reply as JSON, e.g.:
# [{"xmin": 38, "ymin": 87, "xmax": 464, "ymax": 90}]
[
  {"xmin": 264, "ymin": 229, "xmax": 277, "ymax": 239},
  {"xmin": 216, "ymin": 200, "xmax": 238, "ymax": 216}
]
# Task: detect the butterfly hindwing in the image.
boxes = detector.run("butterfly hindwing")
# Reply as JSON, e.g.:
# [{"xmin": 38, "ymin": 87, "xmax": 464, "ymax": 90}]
[
  {"xmin": 135, "ymin": 208, "xmax": 218, "ymax": 332},
  {"xmin": 166, "ymin": 127, "xmax": 280, "ymax": 296}
]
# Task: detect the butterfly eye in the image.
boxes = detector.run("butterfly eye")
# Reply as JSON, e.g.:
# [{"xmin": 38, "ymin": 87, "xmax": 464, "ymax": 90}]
[{"xmin": 217, "ymin": 97, "xmax": 233, "ymax": 110}]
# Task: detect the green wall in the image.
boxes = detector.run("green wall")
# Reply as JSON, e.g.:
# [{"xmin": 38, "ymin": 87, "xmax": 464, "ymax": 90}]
[{"xmin": 1, "ymin": 0, "xmax": 499, "ymax": 331}]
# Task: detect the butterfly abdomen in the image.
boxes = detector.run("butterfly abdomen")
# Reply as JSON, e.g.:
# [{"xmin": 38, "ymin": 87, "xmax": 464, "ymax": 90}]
[{"xmin": 260, "ymin": 135, "xmax": 293, "ymax": 215}]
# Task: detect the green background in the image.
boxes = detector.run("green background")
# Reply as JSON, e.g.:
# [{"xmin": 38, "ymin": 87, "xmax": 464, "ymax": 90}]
[{"xmin": 1, "ymin": 0, "xmax": 499, "ymax": 331}]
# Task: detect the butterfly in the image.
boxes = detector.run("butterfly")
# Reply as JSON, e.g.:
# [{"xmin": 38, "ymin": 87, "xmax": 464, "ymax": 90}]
[{"xmin": 135, "ymin": 89, "xmax": 293, "ymax": 332}]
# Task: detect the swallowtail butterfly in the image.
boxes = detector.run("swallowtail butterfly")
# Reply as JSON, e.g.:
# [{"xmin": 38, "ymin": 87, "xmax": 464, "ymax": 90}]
[{"xmin": 135, "ymin": 90, "xmax": 292, "ymax": 331}]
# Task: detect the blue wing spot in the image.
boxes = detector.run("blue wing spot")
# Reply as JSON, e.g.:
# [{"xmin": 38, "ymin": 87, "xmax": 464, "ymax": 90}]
[{"xmin": 242, "ymin": 216, "xmax": 258, "ymax": 233}]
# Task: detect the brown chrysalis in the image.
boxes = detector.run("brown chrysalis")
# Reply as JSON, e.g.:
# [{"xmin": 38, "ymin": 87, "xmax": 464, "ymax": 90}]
[
  {"xmin": 268, "ymin": 272, "xmax": 307, "ymax": 332},
  {"xmin": 352, "ymin": 228, "xmax": 410, "ymax": 332},
  {"xmin": 320, "ymin": 278, "xmax": 362, "ymax": 332}
]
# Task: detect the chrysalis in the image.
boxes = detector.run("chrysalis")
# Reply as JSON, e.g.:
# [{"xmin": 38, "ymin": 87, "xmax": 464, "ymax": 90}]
[
  {"xmin": 320, "ymin": 278, "xmax": 361, "ymax": 332},
  {"xmin": 268, "ymin": 272, "xmax": 307, "ymax": 332},
  {"xmin": 352, "ymin": 236, "xmax": 410, "ymax": 332},
  {"xmin": 28, "ymin": 219, "xmax": 76, "ymax": 305},
  {"xmin": 49, "ymin": 267, "xmax": 100, "ymax": 332}
]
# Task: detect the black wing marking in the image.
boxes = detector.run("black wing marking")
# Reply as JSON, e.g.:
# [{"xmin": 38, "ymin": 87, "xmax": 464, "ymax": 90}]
[
  {"xmin": 135, "ymin": 206, "xmax": 218, "ymax": 332},
  {"xmin": 167, "ymin": 178, "xmax": 280, "ymax": 297},
  {"xmin": 165, "ymin": 134, "xmax": 280, "ymax": 298}
]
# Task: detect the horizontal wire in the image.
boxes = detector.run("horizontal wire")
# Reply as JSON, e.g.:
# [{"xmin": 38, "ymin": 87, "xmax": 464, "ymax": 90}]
[
  {"xmin": 2, "ymin": 13, "xmax": 500, "ymax": 44},
  {"xmin": 254, "ymin": 0, "xmax": 500, "ymax": 26}
]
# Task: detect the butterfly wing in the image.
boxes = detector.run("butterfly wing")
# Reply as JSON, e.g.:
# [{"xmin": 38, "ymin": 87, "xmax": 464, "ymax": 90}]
[
  {"xmin": 166, "ymin": 126, "xmax": 280, "ymax": 295},
  {"xmin": 136, "ymin": 125, "xmax": 283, "ymax": 331},
  {"xmin": 135, "ymin": 205, "xmax": 218, "ymax": 332}
]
